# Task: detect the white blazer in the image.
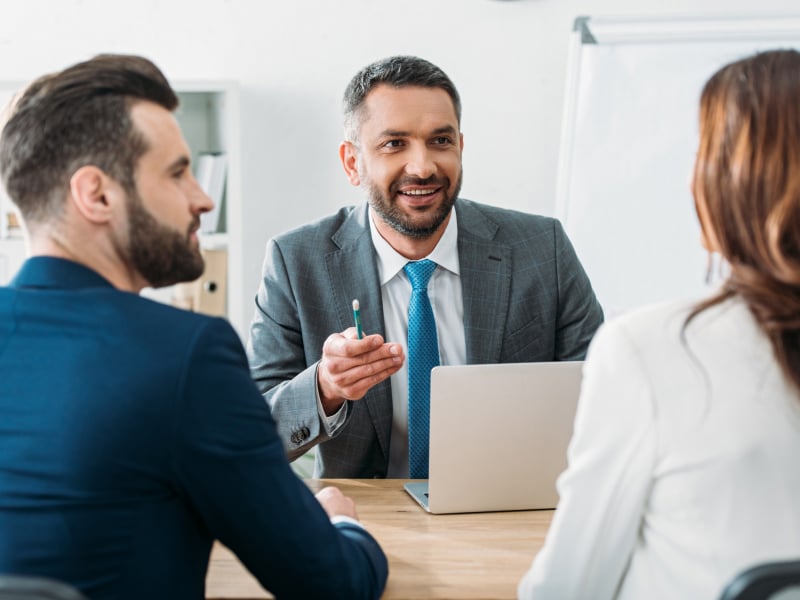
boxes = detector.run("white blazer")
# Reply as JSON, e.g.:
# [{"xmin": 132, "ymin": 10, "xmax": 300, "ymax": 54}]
[{"xmin": 519, "ymin": 296, "xmax": 800, "ymax": 600}]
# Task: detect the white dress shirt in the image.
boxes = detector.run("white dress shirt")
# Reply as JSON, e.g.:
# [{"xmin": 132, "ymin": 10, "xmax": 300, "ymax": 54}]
[
  {"xmin": 368, "ymin": 207, "xmax": 466, "ymax": 477},
  {"xmin": 518, "ymin": 296, "xmax": 800, "ymax": 599}
]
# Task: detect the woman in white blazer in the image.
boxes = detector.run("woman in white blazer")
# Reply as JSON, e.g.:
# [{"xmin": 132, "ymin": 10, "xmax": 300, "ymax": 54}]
[{"xmin": 519, "ymin": 49, "xmax": 800, "ymax": 600}]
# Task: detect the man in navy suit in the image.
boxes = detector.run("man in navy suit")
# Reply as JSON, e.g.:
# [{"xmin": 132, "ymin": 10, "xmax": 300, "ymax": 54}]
[
  {"xmin": 247, "ymin": 56, "xmax": 603, "ymax": 478},
  {"xmin": 0, "ymin": 54, "xmax": 387, "ymax": 600}
]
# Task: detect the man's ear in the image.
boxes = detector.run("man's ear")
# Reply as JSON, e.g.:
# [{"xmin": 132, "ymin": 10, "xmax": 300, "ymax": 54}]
[
  {"xmin": 339, "ymin": 141, "xmax": 361, "ymax": 187},
  {"xmin": 68, "ymin": 165, "xmax": 118, "ymax": 224}
]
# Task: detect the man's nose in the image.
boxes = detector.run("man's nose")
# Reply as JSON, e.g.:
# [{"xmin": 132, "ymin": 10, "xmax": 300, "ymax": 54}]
[
  {"xmin": 190, "ymin": 175, "xmax": 214, "ymax": 214},
  {"xmin": 404, "ymin": 143, "xmax": 436, "ymax": 179}
]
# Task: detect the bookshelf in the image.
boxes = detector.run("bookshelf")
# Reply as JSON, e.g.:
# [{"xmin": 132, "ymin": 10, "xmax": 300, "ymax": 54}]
[{"xmin": 0, "ymin": 81, "xmax": 245, "ymax": 337}]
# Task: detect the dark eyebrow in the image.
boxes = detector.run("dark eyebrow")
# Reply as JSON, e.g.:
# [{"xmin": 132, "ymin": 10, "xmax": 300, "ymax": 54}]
[
  {"xmin": 431, "ymin": 126, "xmax": 458, "ymax": 137},
  {"xmin": 166, "ymin": 155, "xmax": 191, "ymax": 172},
  {"xmin": 376, "ymin": 125, "xmax": 459, "ymax": 139},
  {"xmin": 377, "ymin": 129, "xmax": 410, "ymax": 138}
]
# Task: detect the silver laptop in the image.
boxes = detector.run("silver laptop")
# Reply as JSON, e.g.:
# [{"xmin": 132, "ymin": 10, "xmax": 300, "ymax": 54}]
[{"xmin": 404, "ymin": 361, "xmax": 583, "ymax": 514}]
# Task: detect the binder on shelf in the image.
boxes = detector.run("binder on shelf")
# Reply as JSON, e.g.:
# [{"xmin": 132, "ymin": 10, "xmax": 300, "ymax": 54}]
[
  {"xmin": 171, "ymin": 247, "xmax": 227, "ymax": 318},
  {"xmin": 195, "ymin": 152, "xmax": 227, "ymax": 234},
  {"xmin": 5, "ymin": 210, "xmax": 23, "ymax": 239}
]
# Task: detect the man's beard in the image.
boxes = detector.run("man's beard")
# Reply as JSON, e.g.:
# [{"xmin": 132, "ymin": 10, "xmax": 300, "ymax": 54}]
[
  {"xmin": 366, "ymin": 169, "xmax": 463, "ymax": 240},
  {"xmin": 126, "ymin": 190, "xmax": 205, "ymax": 288}
]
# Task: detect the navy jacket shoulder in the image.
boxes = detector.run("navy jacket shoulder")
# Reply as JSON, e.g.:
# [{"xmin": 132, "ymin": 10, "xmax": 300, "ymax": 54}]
[{"xmin": 0, "ymin": 257, "xmax": 387, "ymax": 600}]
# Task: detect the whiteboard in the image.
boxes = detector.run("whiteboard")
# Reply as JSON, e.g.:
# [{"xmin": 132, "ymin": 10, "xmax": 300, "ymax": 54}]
[{"xmin": 556, "ymin": 15, "xmax": 800, "ymax": 318}]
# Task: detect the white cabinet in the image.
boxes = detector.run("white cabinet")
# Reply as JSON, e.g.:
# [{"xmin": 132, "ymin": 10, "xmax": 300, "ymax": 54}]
[
  {"xmin": 0, "ymin": 81, "xmax": 245, "ymax": 338},
  {"xmin": 0, "ymin": 236, "xmax": 25, "ymax": 286},
  {"xmin": 0, "ymin": 84, "xmax": 26, "ymax": 286}
]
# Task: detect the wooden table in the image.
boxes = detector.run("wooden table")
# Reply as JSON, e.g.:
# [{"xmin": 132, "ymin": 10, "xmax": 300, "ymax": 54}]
[{"xmin": 206, "ymin": 479, "xmax": 553, "ymax": 600}]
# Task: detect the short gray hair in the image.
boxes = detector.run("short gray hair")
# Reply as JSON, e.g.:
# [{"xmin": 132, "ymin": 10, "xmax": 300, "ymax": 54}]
[{"xmin": 342, "ymin": 55, "xmax": 461, "ymax": 142}]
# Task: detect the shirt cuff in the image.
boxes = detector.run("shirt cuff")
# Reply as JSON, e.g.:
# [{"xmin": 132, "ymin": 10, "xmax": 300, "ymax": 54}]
[
  {"xmin": 315, "ymin": 366, "xmax": 348, "ymax": 436},
  {"xmin": 330, "ymin": 515, "xmax": 364, "ymax": 529}
]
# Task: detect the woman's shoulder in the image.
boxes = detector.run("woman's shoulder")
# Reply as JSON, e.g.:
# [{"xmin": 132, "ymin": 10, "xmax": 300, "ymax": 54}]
[
  {"xmin": 600, "ymin": 298, "xmax": 696, "ymax": 338},
  {"xmin": 592, "ymin": 298, "xmax": 758, "ymax": 364},
  {"xmin": 592, "ymin": 295, "xmax": 748, "ymax": 357}
]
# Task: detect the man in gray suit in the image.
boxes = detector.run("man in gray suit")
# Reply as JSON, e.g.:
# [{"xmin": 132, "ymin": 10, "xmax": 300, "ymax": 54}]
[{"xmin": 247, "ymin": 55, "xmax": 603, "ymax": 478}]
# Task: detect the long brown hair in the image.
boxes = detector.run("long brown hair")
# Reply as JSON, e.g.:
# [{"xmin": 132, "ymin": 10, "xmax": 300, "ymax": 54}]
[{"xmin": 689, "ymin": 49, "xmax": 800, "ymax": 391}]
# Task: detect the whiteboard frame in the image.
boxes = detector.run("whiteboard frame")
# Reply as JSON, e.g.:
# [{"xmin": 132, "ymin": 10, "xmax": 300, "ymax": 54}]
[
  {"xmin": 557, "ymin": 14, "xmax": 800, "ymax": 223},
  {"xmin": 555, "ymin": 14, "xmax": 800, "ymax": 317}
]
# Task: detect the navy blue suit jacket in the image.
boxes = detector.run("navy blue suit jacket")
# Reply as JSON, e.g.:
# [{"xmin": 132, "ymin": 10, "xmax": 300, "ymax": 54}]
[{"xmin": 0, "ymin": 258, "xmax": 387, "ymax": 600}]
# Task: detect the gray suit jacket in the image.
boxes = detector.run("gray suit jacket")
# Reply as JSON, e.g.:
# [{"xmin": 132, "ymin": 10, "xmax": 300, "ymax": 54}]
[{"xmin": 247, "ymin": 199, "xmax": 603, "ymax": 477}]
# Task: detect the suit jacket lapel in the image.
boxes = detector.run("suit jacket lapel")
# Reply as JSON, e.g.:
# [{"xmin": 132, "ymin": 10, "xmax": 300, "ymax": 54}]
[
  {"xmin": 456, "ymin": 201, "xmax": 512, "ymax": 364},
  {"xmin": 326, "ymin": 205, "xmax": 384, "ymax": 337},
  {"xmin": 325, "ymin": 202, "xmax": 392, "ymax": 460}
]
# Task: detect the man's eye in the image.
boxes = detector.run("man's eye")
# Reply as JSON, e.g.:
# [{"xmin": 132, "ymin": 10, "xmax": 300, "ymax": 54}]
[
  {"xmin": 432, "ymin": 136, "xmax": 452, "ymax": 145},
  {"xmin": 382, "ymin": 140, "xmax": 404, "ymax": 148}
]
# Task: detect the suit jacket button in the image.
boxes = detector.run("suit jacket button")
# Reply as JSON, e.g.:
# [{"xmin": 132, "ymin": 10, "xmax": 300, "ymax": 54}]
[{"xmin": 291, "ymin": 427, "xmax": 310, "ymax": 445}]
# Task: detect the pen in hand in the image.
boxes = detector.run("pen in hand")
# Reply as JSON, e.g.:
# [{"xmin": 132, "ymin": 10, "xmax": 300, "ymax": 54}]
[{"xmin": 352, "ymin": 299, "xmax": 364, "ymax": 339}]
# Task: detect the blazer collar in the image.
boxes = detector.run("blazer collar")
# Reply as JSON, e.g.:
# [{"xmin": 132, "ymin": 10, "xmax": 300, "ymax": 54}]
[
  {"xmin": 331, "ymin": 201, "xmax": 371, "ymax": 250},
  {"xmin": 11, "ymin": 257, "xmax": 115, "ymax": 291},
  {"xmin": 454, "ymin": 198, "xmax": 500, "ymax": 241},
  {"xmin": 454, "ymin": 200, "xmax": 511, "ymax": 364},
  {"xmin": 327, "ymin": 202, "xmax": 392, "ymax": 459}
]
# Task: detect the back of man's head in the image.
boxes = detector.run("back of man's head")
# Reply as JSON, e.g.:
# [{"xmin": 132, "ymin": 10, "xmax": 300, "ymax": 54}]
[
  {"xmin": 0, "ymin": 54, "xmax": 178, "ymax": 226},
  {"xmin": 342, "ymin": 55, "xmax": 461, "ymax": 143}
]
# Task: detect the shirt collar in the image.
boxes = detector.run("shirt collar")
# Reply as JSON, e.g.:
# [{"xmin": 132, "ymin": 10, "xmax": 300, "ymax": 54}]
[{"xmin": 369, "ymin": 204, "xmax": 460, "ymax": 286}]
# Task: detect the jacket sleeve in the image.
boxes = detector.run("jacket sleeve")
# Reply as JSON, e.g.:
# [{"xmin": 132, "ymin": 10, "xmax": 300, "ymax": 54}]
[
  {"xmin": 518, "ymin": 319, "xmax": 655, "ymax": 599},
  {"xmin": 245, "ymin": 237, "xmax": 333, "ymax": 460},
  {"xmin": 173, "ymin": 317, "xmax": 387, "ymax": 600},
  {"xmin": 552, "ymin": 219, "xmax": 604, "ymax": 360}
]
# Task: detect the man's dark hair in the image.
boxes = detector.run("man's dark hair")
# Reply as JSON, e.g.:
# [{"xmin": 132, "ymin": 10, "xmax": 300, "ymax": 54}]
[
  {"xmin": 0, "ymin": 54, "xmax": 178, "ymax": 224},
  {"xmin": 342, "ymin": 55, "xmax": 461, "ymax": 142}
]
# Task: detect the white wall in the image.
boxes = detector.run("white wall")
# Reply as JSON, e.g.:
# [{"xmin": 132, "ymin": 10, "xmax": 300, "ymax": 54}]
[{"xmin": 0, "ymin": 0, "xmax": 795, "ymax": 329}]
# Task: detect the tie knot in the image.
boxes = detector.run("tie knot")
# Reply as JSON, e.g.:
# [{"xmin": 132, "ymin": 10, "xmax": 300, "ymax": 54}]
[{"xmin": 404, "ymin": 259, "xmax": 437, "ymax": 290}]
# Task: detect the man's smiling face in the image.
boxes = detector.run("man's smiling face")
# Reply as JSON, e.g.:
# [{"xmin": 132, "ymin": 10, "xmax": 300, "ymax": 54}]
[{"xmin": 348, "ymin": 84, "xmax": 463, "ymax": 242}]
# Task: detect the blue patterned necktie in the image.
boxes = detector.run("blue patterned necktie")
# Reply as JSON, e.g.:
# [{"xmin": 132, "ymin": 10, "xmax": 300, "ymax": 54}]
[{"xmin": 404, "ymin": 259, "xmax": 440, "ymax": 479}]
